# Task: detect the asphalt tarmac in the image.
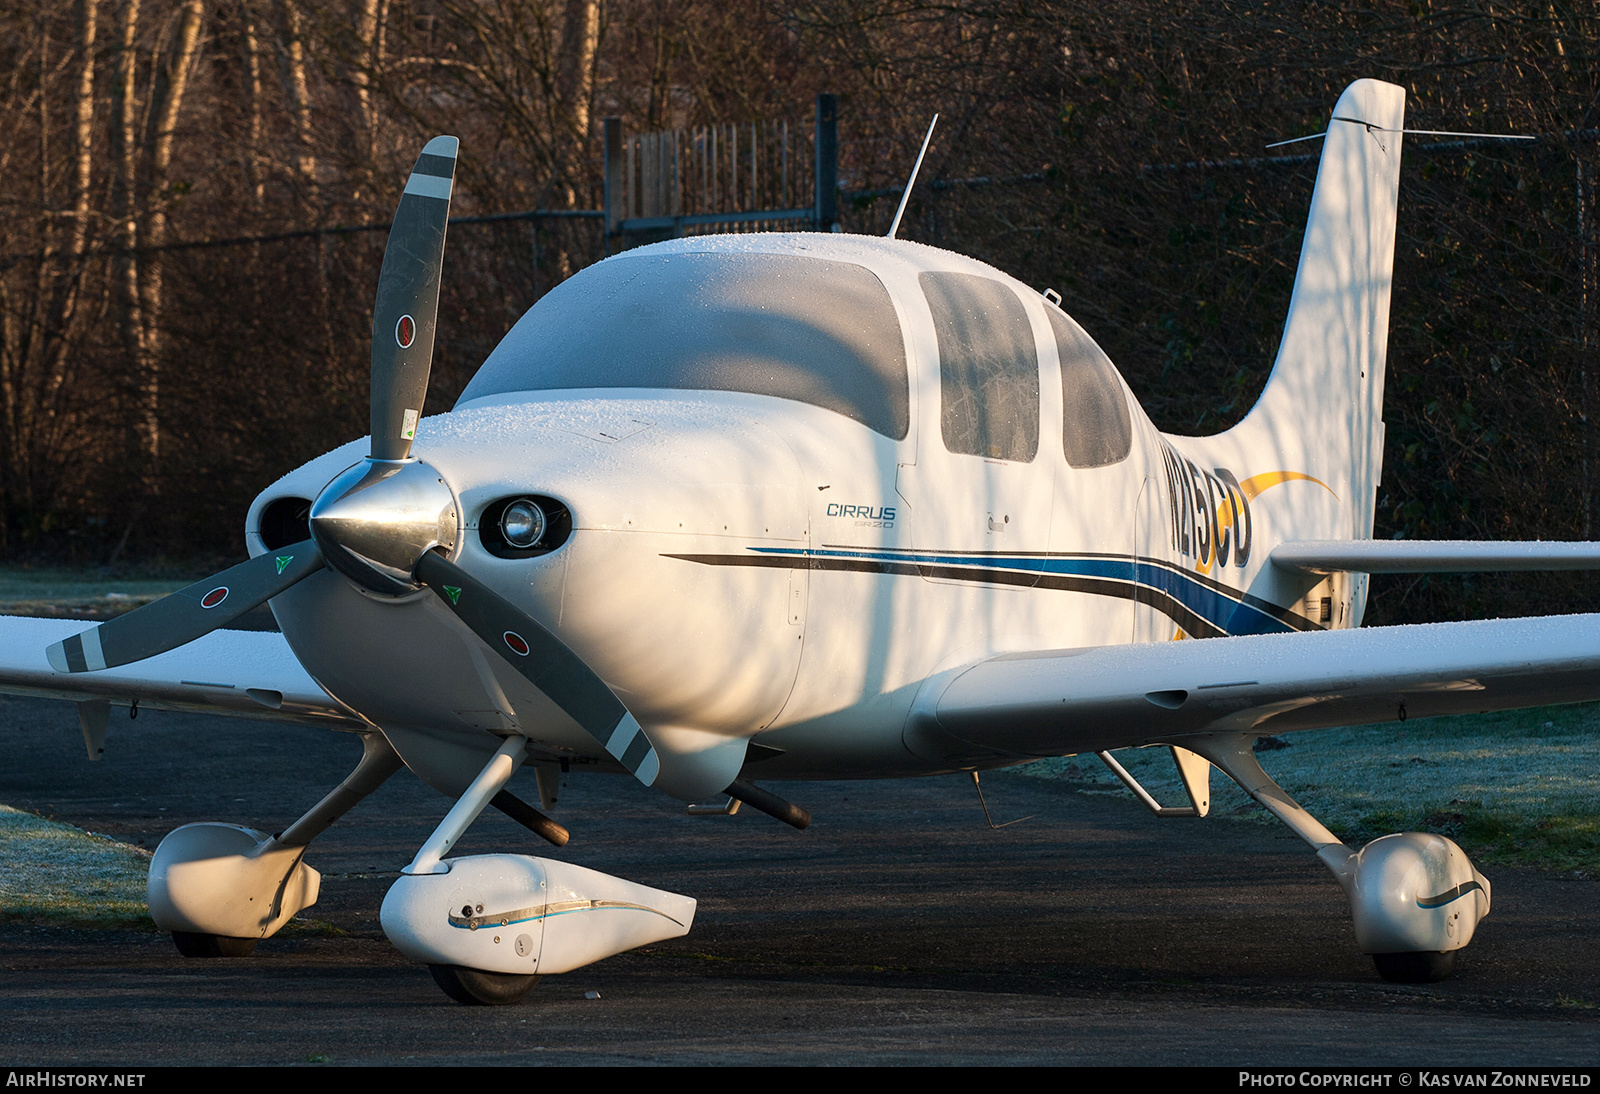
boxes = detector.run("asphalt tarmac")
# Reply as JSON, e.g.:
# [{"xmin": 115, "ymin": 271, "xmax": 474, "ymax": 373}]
[{"xmin": 1, "ymin": 694, "xmax": 1596, "ymax": 1066}]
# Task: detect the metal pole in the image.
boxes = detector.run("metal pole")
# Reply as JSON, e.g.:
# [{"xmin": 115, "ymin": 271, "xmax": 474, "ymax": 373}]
[
  {"xmin": 603, "ymin": 116, "xmax": 622, "ymax": 256},
  {"xmin": 814, "ymin": 93, "xmax": 838, "ymax": 231}
]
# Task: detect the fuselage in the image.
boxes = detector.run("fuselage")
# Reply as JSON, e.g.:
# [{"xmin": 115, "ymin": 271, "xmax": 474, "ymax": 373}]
[{"xmin": 248, "ymin": 233, "xmax": 1347, "ymax": 792}]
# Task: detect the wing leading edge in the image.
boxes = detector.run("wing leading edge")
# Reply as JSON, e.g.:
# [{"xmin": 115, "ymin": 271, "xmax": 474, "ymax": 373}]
[
  {"xmin": 0, "ymin": 616, "xmax": 363, "ymax": 729},
  {"xmin": 922, "ymin": 613, "xmax": 1600, "ymax": 758}
]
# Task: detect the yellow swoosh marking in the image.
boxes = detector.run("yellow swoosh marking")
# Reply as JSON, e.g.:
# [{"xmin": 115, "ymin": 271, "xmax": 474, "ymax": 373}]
[
  {"xmin": 1193, "ymin": 470, "xmax": 1336, "ymax": 576},
  {"xmin": 1237, "ymin": 470, "xmax": 1336, "ymax": 502}
]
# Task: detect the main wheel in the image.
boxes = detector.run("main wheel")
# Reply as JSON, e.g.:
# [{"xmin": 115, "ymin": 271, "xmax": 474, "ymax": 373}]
[
  {"xmin": 1372, "ymin": 950, "xmax": 1456, "ymax": 983},
  {"xmin": 171, "ymin": 931, "xmax": 259, "ymax": 958},
  {"xmin": 429, "ymin": 964, "xmax": 541, "ymax": 1006}
]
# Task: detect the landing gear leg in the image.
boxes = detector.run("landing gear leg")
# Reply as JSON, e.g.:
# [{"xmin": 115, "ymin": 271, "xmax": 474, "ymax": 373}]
[
  {"xmin": 1178, "ymin": 733, "xmax": 1491, "ymax": 981},
  {"xmin": 154, "ymin": 732, "xmax": 404, "ymax": 956},
  {"xmin": 388, "ymin": 736, "xmax": 545, "ymax": 1006},
  {"xmin": 401, "ymin": 734, "xmax": 529, "ymax": 878}
]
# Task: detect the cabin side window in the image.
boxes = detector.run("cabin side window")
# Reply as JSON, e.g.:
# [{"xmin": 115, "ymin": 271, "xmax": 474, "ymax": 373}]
[
  {"xmin": 1047, "ymin": 303, "xmax": 1132, "ymax": 468},
  {"xmin": 921, "ymin": 272, "xmax": 1039, "ymax": 462},
  {"xmin": 458, "ymin": 252, "xmax": 911, "ymax": 439}
]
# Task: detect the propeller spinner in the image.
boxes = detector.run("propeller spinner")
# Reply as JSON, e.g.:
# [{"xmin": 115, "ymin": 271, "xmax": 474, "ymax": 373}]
[{"xmin": 46, "ymin": 136, "xmax": 664, "ymax": 791}]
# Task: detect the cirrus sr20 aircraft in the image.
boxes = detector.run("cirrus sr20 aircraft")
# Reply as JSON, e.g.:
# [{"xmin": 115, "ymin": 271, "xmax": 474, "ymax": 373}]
[{"xmin": 4, "ymin": 79, "xmax": 1598, "ymax": 1005}]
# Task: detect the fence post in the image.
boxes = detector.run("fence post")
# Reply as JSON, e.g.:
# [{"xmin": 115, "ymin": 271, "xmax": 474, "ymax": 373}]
[
  {"xmin": 814, "ymin": 94, "xmax": 838, "ymax": 232},
  {"xmin": 603, "ymin": 116, "xmax": 623, "ymax": 256}
]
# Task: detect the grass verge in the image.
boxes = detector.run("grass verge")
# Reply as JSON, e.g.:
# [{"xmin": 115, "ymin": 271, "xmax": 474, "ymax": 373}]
[
  {"xmin": 0, "ymin": 564, "xmax": 197, "ymax": 621},
  {"xmin": 0, "ymin": 805, "xmax": 153, "ymax": 926}
]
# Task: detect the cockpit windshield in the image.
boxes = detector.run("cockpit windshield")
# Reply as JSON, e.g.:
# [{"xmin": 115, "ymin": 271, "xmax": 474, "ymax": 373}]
[{"xmin": 458, "ymin": 250, "xmax": 911, "ymax": 439}]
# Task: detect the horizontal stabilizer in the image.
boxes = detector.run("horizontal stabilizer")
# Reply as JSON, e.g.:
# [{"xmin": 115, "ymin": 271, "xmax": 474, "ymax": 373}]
[{"xmin": 1270, "ymin": 540, "xmax": 1600, "ymax": 574}]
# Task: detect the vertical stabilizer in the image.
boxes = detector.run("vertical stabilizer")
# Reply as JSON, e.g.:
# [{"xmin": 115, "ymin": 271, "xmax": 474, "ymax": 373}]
[{"xmin": 1226, "ymin": 80, "xmax": 1405, "ymax": 545}]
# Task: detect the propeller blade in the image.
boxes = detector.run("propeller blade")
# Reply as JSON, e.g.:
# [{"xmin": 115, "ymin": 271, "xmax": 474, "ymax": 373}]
[
  {"xmin": 46, "ymin": 541, "xmax": 325, "ymax": 674},
  {"xmin": 414, "ymin": 551, "xmax": 661, "ymax": 787},
  {"xmin": 370, "ymin": 135, "xmax": 458, "ymax": 463}
]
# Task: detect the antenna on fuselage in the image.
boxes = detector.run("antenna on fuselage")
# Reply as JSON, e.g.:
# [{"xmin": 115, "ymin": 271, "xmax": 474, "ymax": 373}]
[{"xmin": 887, "ymin": 114, "xmax": 939, "ymax": 240}]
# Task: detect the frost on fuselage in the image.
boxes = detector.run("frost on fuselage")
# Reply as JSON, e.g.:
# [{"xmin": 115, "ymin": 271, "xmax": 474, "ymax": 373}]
[{"xmin": 461, "ymin": 251, "xmax": 911, "ymax": 439}]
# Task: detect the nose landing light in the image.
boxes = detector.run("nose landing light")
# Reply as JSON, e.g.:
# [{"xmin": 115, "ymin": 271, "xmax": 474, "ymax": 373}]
[
  {"xmin": 500, "ymin": 500, "xmax": 546, "ymax": 548},
  {"xmin": 479, "ymin": 495, "xmax": 572, "ymax": 558}
]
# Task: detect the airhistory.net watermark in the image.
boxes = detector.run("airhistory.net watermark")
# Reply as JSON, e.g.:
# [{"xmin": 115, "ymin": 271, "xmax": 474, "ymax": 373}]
[{"xmin": 5, "ymin": 1074, "xmax": 145, "ymax": 1088}]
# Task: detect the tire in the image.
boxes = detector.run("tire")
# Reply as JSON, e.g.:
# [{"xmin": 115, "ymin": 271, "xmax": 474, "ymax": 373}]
[
  {"xmin": 171, "ymin": 931, "xmax": 259, "ymax": 958},
  {"xmin": 1372, "ymin": 950, "xmax": 1456, "ymax": 983},
  {"xmin": 429, "ymin": 964, "xmax": 541, "ymax": 1006}
]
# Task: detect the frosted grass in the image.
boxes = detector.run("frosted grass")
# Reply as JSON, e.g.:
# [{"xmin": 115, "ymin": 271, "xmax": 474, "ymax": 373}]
[{"xmin": 0, "ymin": 804, "xmax": 151, "ymax": 925}]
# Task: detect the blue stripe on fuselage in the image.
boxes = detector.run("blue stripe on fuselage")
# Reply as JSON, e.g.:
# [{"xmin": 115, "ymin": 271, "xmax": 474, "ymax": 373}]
[{"xmin": 747, "ymin": 545, "xmax": 1298, "ymax": 637}]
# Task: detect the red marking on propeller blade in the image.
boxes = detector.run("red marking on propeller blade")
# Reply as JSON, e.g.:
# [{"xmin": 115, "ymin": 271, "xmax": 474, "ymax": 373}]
[
  {"xmin": 396, "ymin": 314, "xmax": 416, "ymax": 348},
  {"xmin": 503, "ymin": 631, "xmax": 530, "ymax": 656},
  {"xmin": 200, "ymin": 587, "xmax": 229, "ymax": 609}
]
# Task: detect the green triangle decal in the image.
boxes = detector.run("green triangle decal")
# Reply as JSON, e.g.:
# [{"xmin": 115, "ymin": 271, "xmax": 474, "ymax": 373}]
[
  {"xmin": 443, "ymin": 585, "xmax": 462, "ymax": 605},
  {"xmin": 275, "ymin": 555, "xmax": 293, "ymax": 575}
]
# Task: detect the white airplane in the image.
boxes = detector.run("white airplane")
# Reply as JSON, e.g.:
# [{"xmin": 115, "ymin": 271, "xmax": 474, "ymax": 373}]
[{"xmin": 3, "ymin": 78, "xmax": 1597, "ymax": 1005}]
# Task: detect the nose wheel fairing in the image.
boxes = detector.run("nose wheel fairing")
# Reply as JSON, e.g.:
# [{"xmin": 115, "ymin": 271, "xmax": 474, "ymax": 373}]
[
  {"xmin": 382, "ymin": 855, "xmax": 696, "ymax": 977},
  {"xmin": 382, "ymin": 733, "xmax": 695, "ymax": 986}
]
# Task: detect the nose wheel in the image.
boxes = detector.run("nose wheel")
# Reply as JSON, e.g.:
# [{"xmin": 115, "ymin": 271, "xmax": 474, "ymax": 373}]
[
  {"xmin": 1372, "ymin": 950, "xmax": 1456, "ymax": 983},
  {"xmin": 429, "ymin": 965, "xmax": 541, "ymax": 1006}
]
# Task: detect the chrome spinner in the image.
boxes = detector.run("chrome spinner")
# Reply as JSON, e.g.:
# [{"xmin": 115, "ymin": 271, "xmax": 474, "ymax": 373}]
[{"xmin": 310, "ymin": 458, "xmax": 459, "ymax": 595}]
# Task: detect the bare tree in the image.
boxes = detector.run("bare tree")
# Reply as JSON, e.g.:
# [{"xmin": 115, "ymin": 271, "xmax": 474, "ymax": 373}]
[{"xmin": 0, "ymin": 0, "xmax": 1594, "ymax": 620}]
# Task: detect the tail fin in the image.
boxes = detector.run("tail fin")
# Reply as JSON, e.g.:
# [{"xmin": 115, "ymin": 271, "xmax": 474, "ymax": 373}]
[{"xmin": 1227, "ymin": 79, "xmax": 1405, "ymax": 544}]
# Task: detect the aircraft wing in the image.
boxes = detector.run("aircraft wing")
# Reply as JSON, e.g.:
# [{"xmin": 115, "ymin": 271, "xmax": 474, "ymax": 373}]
[
  {"xmin": 0, "ymin": 615, "xmax": 365, "ymax": 729},
  {"xmin": 921, "ymin": 613, "xmax": 1600, "ymax": 757}
]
